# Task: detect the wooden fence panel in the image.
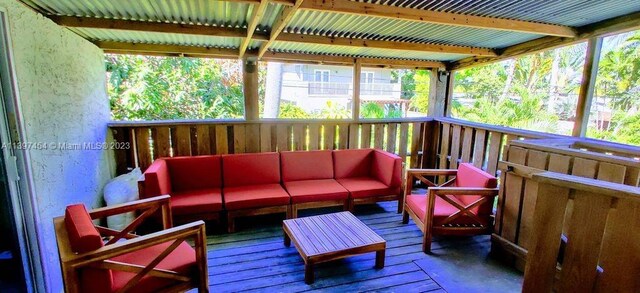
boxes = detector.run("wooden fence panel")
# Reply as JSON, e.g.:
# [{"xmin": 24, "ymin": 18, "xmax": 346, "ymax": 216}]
[
  {"xmin": 135, "ymin": 128, "xmax": 152, "ymax": 170},
  {"xmin": 460, "ymin": 127, "xmax": 474, "ymax": 163},
  {"xmin": 233, "ymin": 125, "xmax": 246, "ymax": 154},
  {"xmin": 174, "ymin": 126, "xmax": 192, "ymax": 156},
  {"xmin": 153, "ymin": 127, "xmax": 171, "ymax": 158},
  {"xmin": 472, "ymin": 129, "xmax": 487, "ymax": 168},
  {"xmin": 215, "ymin": 125, "xmax": 228, "ymax": 154}
]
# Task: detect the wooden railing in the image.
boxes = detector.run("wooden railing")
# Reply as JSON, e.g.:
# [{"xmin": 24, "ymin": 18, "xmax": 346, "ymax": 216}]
[
  {"xmin": 109, "ymin": 118, "xmax": 436, "ymax": 174},
  {"xmin": 434, "ymin": 117, "xmax": 561, "ymax": 178},
  {"xmin": 492, "ymin": 136, "xmax": 640, "ymax": 271},
  {"xmin": 504, "ymin": 167, "xmax": 640, "ymax": 292}
]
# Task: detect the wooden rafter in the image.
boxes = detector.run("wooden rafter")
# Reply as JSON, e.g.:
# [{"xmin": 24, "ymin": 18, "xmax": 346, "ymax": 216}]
[
  {"xmin": 240, "ymin": 0, "xmax": 270, "ymax": 58},
  {"xmin": 298, "ymin": 0, "xmax": 577, "ymax": 38},
  {"xmin": 257, "ymin": 0, "xmax": 305, "ymax": 58},
  {"xmin": 448, "ymin": 11, "xmax": 640, "ymax": 70},
  {"xmin": 277, "ymin": 32, "xmax": 497, "ymax": 57}
]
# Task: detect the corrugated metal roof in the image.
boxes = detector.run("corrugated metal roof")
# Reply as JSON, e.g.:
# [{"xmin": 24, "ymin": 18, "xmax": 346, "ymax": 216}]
[
  {"xmin": 366, "ymin": 0, "xmax": 640, "ymax": 27},
  {"xmin": 270, "ymin": 41, "xmax": 469, "ymax": 61},
  {"xmin": 21, "ymin": 0, "xmax": 253, "ymax": 27},
  {"xmin": 17, "ymin": 0, "xmax": 640, "ymax": 62},
  {"xmin": 287, "ymin": 10, "xmax": 537, "ymax": 48},
  {"xmin": 69, "ymin": 28, "xmax": 257, "ymax": 49}
]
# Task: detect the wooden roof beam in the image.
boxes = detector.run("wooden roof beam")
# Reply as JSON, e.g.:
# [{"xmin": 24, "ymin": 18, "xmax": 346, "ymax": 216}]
[
  {"xmin": 448, "ymin": 11, "xmax": 640, "ymax": 70},
  {"xmin": 262, "ymin": 51, "xmax": 445, "ymax": 68},
  {"xmin": 276, "ymin": 32, "xmax": 497, "ymax": 57},
  {"xmin": 239, "ymin": 0, "xmax": 270, "ymax": 58},
  {"xmin": 299, "ymin": 0, "xmax": 577, "ymax": 38},
  {"xmin": 53, "ymin": 15, "xmax": 496, "ymax": 57},
  {"xmin": 257, "ymin": 0, "xmax": 305, "ymax": 58},
  {"xmin": 51, "ymin": 16, "xmax": 269, "ymax": 41},
  {"xmin": 97, "ymin": 41, "xmax": 444, "ymax": 68}
]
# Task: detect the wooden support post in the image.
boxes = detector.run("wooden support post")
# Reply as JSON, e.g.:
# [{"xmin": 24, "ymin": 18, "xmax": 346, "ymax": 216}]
[
  {"xmin": 572, "ymin": 37, "xmax": 602, "ymax": 137},
  {"xmin": 428, "ymin": 69, "xmax": 450, "ymax": 117},
  {"xmin": 353, "ymin": 59, "xmax": 362, "ymax": 121},
  {"xmin": 243, "ymin": 59, "xmax": 259, "ymax": 121}
]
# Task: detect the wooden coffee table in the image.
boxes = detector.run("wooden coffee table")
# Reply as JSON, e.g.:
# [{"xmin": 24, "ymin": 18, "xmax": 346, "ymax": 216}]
[{"xmin": 283, "ymin": 211, "xmax": 386, "ymax": 284}]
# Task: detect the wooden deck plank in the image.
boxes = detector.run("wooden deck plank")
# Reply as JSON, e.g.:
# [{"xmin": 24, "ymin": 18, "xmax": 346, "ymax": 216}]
[{"xmin": 203, "ymin": 200, "xmax": 498, "ymax": 292}]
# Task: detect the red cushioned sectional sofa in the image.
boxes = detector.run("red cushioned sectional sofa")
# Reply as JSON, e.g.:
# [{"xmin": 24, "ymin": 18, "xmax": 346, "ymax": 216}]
[{"xmin": 139, "ymin": 148, "xmax": 403, "ymax": 232}]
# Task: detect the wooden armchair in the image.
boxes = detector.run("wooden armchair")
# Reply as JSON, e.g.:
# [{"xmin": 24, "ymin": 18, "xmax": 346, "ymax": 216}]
[
  {"xmin": 402, "ymin": 163, "xmax": 499, "ymax": 253},
  {"xmin": 54, "ymin": 195, "xmax": 209, "ymax": 293}
]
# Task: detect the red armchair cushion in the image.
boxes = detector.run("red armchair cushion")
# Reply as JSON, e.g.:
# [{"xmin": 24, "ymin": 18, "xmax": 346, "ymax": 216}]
[
  {"xmin": 333, "ymin": 149, "xmax": 373, "ymax": 179},
  {"xmin": 171, "ymin": 188, "xmax": 223, "ymax": 216},
  {"xmin": 337, "ymin": 177, "xmax": 401, "ymax": 199},
  {"xmin": 144, "ymin": 159, "xmax": 172, "ymax": 198},
  {"xmin": 166, "ymin": 156, "xmax": 222, "ymax": 192},
  {"xmin": 65, "ymin": 204, "xmax": 114, "ymax": 293},
  {"xmin": 284, "ymin": 179, "xmax": 349, "ymax": 204},
  {"xmin": 281, "ymin": 150, "xmax": 334, "ymax": 182},
  {"xmin": 371, "ymin": 150, "xmax": 402, "ymax": 187},
  {"xmin": 222, "ymin": 153, "xmax": 281, "ymax": 187},
  {"xmin": 64, "ymin": 204, "xmax": 103, "ymax": 253},
  {"xmin": 111, "ymin": 241, "xmax": 196, "ymax": 293},
  {"xmin": 454, "ymin": 163, "xmax": 497, "ymax": 216},
  {"xmin": 224, "ymin": 184, "xmax": 290, "ymax": 210},
  {"xmin": 407, "ymin": 194, "xmax": 489, "ymax": 226}
]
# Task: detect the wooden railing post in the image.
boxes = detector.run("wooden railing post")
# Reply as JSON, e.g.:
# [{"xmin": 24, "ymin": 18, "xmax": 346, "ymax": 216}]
[
  {"xmin": 352, "ymin": 59, "xmax": 362, "ymax": 121},
  {"xmin": 572, "ymin": 37, "xmax": 602, "ymax": 137},
  {"xmin": 428, "ymin": 69, "xmax": 449, "ymax": 117},
  {"xmin": 243, "ymin": 58, "xmax": 259, "ymax": 121}
]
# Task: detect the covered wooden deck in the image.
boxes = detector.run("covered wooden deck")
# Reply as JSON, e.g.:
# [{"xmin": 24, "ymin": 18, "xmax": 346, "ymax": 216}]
[{"xmin": 204, "ymin": 201, "xmax": 519, "ymax": 292}]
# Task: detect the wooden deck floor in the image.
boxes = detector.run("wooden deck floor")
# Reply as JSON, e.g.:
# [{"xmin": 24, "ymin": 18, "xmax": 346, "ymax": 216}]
[{"xmin": 205, "ymin": 201, "xmax": 491, "ymax": 292}]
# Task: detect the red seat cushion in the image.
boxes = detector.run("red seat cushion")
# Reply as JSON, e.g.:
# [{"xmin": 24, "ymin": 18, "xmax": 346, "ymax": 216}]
[
  {"xmin": 111, "ymin": 241, "xmax": 196, "ymax": 293},
  {"xmin": 406, "ymin": 194, "xmax": 490, "ymax": 226},
  {"xmin": 333, "ymin": 149, "xmax": 373, "ymax": 179},
  {"xmin": 170, "ymin": 188, "xmax": 223, "ymax": 215},
  {"xmin": 281, "ymin": 150, "xmax": 334, "ymax": 182},
  {"xmin": 224, "ymin": 184, "xmax": 290, "ymax": 210},
  {"xmin": 222, "ymin": 153, "xmax": 281, "ymax": 187},
  {"xmin": 454, "ymin": 163, "xmax": 498, "ymax": 216},
  {"xmin": 337, "ymin": 177, "xmax": 401, "ymax": 199},
  {"xmin": 284, "ymin": 179, "xmax": 349, "ymax": 204},
  {"xmin": 166, "ymin": 156, "xmax": 222, "ymax": 192}
]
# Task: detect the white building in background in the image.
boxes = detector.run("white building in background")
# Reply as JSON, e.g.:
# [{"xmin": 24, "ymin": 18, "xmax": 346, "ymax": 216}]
[{"xmin": 275, "ymin": 63, "xmax": 406, "ymax": 115}]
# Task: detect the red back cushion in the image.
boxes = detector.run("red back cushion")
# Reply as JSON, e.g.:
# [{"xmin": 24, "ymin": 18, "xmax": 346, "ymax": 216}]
[
  {"xmin": 144, "ymin": 159, "xmax": 171, "ymax": 198},
  {"xmin": 455, "ymin": 163, "xmax": 498, "ymax": 215},
  {"xmin": 166, "ymin": 156, "xmax": 222, "ymax": 192},
  {"xmin": 333, "ymin": 149, "xmax": 373, "ymax": 179},
  {"xmin": 281, "ymin": 150, "xmax": 333, "ymax": 182},
  {"xmin": 222, "ymin": 153, "xmax": 281, "ymax": 187},
  {"xmin": 64, "ymin": 204, "xmax": 113, "ymax": 292},
  {"xmin": 371, "ymin": 150, "xmax": 402, "ymax": 187}
]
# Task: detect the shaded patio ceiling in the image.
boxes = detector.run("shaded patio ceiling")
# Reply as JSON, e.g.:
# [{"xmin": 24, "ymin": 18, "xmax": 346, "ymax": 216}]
[{"xmin": 18, "ymin": 0, "xmax": 640, "ymax": 69}]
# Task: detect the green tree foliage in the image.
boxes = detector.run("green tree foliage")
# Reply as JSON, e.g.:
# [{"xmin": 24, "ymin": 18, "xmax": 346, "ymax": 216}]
[
  {"xmin": 409, "ymin": 70, "xmax": 431, "ymax": 113},
  {"xmin": 106, "ymin": 55, "xmax": 244, "ymax": 120},
  {"xmin": 452, "ymin": 43, "xmax": 586, "ymax": 135},
  {"xmin": 278, "ymin": 102, "xmax": 310, "ymax": 119},
  {"xmin": 588, "ymin": 30, "xmax": 640, "ymax": 145}
]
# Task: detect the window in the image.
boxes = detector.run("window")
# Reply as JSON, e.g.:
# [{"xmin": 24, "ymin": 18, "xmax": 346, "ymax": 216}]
[
  {"xmin": 586, "ymin": 29, "xmax": 640, "ymax": 146},
  {"xmin": 361, "ymin": 71, "xmax": 374, "ymax": 83},
  {"xmin": 259, "ymin": 62, "xmax": 353, "ymax": 119},
  {"xmin": 451, "ymin": 42, "xmax": 587, "ymax": 135},
  {"xmin": 106, "ymin": 54, "xmax": 244, "ymax": 120},
  {"xmin": 314, "ymin": 70, "xmax": 330, "ymax": 82},
  {"xmin": 359, "ymin": 68, "xmax": 430, "ymax": 119}
]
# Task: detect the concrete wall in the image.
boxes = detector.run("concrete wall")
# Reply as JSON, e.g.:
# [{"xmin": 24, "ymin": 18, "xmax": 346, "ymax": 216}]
[{"xmin": 0, "ymin": 1, "xmax": 114, "ymax": 292}]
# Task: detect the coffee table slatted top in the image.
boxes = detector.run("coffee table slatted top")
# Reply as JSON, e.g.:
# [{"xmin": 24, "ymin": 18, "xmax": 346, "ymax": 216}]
[{"xmin": 283, "ymin": 212, "xmax": 386, "ymax": 259}]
